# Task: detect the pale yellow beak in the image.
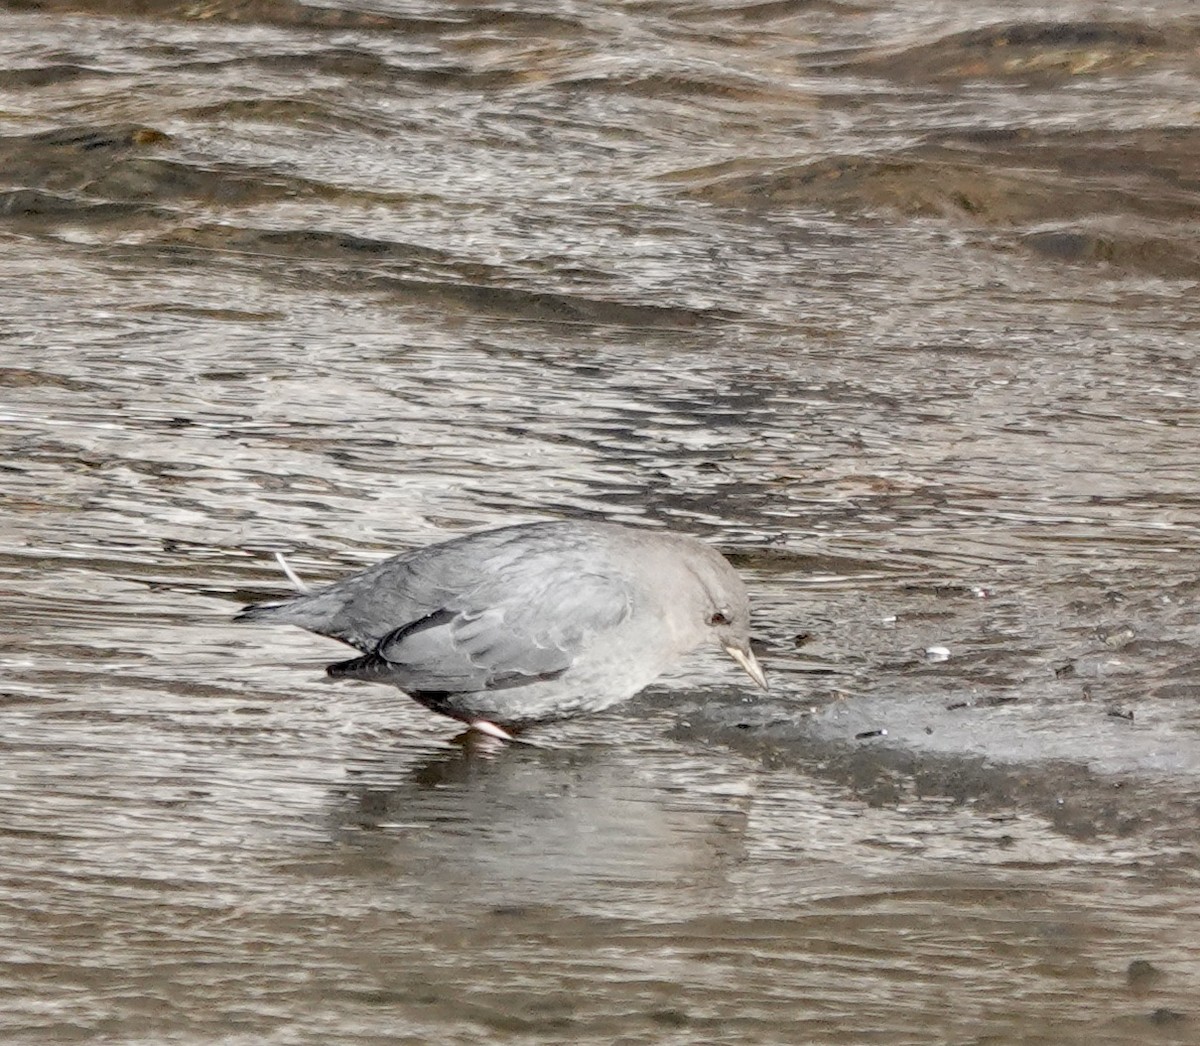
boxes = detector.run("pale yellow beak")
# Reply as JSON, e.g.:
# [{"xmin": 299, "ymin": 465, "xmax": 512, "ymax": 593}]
[{"xmin": 724, "ymin": 645, "xmax": 769, "ymax": 691}]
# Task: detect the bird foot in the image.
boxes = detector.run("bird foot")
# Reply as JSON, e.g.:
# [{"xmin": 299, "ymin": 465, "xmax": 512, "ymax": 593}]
[
  {"xmin": 468, "ymin": 719, "xmax": 516, "ymax": 742},
  {"xmin": 462, "ymin": 720, "xmax": 549, "ymax": 749}
]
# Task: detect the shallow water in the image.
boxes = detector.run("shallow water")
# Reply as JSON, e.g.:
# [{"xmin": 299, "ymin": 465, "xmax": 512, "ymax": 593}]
[{"xmin": 2, "ymin": 0, "xmax": 1200, "ymax": 1042}]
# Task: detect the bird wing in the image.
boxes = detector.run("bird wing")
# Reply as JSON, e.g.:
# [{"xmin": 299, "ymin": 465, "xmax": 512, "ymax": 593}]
[{"xmin": 339, "ymin": 568, "xmax": 632, "ymax": 693}]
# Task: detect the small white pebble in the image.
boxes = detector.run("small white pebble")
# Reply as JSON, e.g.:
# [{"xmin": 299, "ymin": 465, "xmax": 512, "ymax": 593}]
[{"xmin": 924, "ymin": 645, "xmax": 951, "ymax": 662}]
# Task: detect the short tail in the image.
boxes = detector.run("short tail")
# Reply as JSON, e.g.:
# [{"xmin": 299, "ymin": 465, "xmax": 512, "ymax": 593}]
[{"xmin": 234, "ymin": 599, "xmax": 291, "ymax": 622}]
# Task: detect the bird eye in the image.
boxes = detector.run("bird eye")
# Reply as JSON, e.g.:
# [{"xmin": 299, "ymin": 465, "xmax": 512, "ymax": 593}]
[{"xmin": 709, "ymin": 611, "xmax": 729, "ymax": 626}]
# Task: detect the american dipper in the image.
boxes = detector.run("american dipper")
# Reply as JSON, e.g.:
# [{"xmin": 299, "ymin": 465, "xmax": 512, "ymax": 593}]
[{"xmin": 236, "ymin": 520, "xmax": 766, "ymax": 740}]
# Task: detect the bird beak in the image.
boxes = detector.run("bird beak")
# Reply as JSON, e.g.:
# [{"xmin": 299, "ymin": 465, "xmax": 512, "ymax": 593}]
[{"xmin": 724, "ymin": 644, "xmax": 769, "ymax": 691}]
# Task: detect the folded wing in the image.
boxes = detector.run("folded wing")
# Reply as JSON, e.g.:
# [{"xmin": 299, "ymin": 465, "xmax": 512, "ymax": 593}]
[{"xmin": 327, "ymin": 569, "xmax": 632, "ymax": 693}]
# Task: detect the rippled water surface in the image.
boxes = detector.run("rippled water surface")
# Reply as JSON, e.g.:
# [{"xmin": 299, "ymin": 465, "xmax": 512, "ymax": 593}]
[{"xmin": 3, "ymin": 0, "xmax": 1200, "ymax": 1042}]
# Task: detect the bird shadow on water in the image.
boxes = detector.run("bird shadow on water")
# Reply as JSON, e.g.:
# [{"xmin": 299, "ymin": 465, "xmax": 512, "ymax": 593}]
[{"xmin": 318, "ymin": 733, "xmax": 755, "ymax": 912}]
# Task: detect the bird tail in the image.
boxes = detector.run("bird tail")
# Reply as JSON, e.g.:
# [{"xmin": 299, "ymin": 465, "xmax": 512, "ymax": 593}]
[{"xmin": 233, "ymin": 599, "xmax": 292, "ymax": 622}]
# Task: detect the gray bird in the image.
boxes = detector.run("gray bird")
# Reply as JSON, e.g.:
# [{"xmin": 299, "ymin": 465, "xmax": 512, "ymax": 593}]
[{"xmin": 236, "ymin": 520, "xmax": 767, "ymax": 740}]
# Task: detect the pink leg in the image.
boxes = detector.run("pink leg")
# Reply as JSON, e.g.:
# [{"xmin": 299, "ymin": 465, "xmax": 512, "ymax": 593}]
[{"xmin": 468, "ymin": 719, "xmax": 516, "ymax": 742}]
